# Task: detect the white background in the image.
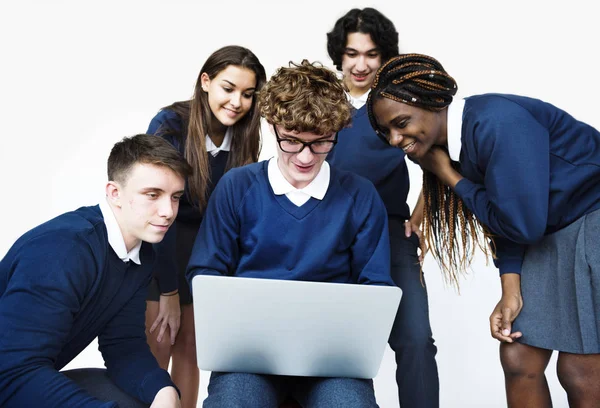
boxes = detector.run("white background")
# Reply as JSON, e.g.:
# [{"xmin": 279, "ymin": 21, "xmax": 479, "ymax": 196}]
[{"xmin": 1, "ymin": 1, "xmax": 598, "ymax": 407}]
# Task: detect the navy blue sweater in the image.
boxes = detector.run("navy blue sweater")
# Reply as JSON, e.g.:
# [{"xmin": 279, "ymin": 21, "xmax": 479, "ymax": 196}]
[
  {"xmin": 327, "ymin": 105, "xmax": 410, "ymax": 219},
  {"xmin": 147, "ymin": 109, "xmax": 229, "ymax": 293},
  {"xmin": 454, "ymin": 94, "xmax": 600, "ymax": 274},
  {"xmin": 186, "ymin": 161, "xmax": 394, "ymax": 286},
  {"xmin": 0, "ymin": 206, "xmax": 174, "ymax": 407}
]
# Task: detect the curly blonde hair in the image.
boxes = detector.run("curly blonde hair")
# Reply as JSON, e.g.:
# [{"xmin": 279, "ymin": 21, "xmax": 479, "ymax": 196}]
[{"xmin": 259, "ymin": 60, "xmax": 352, "ymax": 135}]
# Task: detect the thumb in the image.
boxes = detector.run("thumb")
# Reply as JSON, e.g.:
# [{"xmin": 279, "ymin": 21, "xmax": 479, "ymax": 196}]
[
  {"xmin": 404, "ymin": 221, "xmax": 412, "ymax": 237},
  {"xmin": 501, "ymin": 307, "xmax": 513, "ymax": 336}
]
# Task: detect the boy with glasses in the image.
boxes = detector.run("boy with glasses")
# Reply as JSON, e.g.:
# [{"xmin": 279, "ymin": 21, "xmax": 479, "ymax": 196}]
[{"xmin": 186, "ymin": 60, "xmax": 394, "ymax": 407}]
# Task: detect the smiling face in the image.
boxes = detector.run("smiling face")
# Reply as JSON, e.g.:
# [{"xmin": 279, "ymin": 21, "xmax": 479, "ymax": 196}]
[
  {"xmin": 341, "ymin": 32, "xmax": 381, "ymax": 97},
  {"xmin": 274, "ymin": 126, "xmax": 336, "ymax": 189},
  {"xmin": 201, "ymin": 65, "xmax": 257, "ymax": 128},
  {"xmin": 372, "ymin": 97, "xmax": 448, "ymax": 160},
  {"xmin": 107, "ymin": 162, "xmax": 185, "ymax": 251}
]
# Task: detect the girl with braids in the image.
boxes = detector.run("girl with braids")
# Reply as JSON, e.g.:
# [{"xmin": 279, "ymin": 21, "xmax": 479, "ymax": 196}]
[
  {"xmin": 145, "ymin": 45, "xmax": 266, "ymax": 408},
  {"xmin": 367, "ymin": 52, "xmax": 600, "ymax": 407}
]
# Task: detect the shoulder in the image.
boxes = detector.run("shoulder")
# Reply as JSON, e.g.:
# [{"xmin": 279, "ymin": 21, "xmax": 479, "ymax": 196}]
[
  {"xmin": 464, "ymin": 93, "xmax": 539, "ymax": 121},
  {"xmin": 221, "ymin": 161, "xmax": 265, "ymax": 185},
  {"xmin": 330, "ymin": 166, "xmax": 379, "ymax": 202},
  {"xmin": 147, "ymin": 109, "xmax": 184, "ymax": 135},
  {"xmin": 3, "ymin": 206, "xmax": 107, "ymax": 275},
  {"xmin": 213, "ymin": 161, "xmax": 266, "ymax": 200}
]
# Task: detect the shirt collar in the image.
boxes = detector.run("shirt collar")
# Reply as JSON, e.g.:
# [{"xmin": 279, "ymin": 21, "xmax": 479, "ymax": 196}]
[
  {"xmin": 267, "ymin": 157, "xmax": 330, "ymax": 200},
  {"xmin": 346, "ymin": 89, "xmax": 370, "ymax": 110},
  {"xmin": 447, "ymin": 97, "xmax": 466, "ymax": 162},
  {"xmin": 206, "ymin": 127, "xmax": 232, "ymax": 157},
  {"xmin": 99, "ymin": 198, "xmax": 141, "ymax": 264}
]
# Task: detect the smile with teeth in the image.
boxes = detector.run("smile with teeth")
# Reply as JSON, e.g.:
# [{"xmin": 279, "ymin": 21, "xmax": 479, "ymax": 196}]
[{"xmin": 402, "ymin": 140, "xmax": 416, "ymax": 152}]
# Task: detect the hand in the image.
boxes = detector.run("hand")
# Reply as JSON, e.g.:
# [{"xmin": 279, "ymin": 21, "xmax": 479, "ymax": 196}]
[
  {"xmin": 489, "ymin": 274, "xmax": 523, "ymax": 342},
  {"xmin": 418, "ymin": 146, "xmax": 462, "ymax": 187},
  {"xmin": 150, "ymin": 386, "xmax": 180, "ymax": 408},
  {"xmin": 149, "ymin": 291, "xmax": 181, "ymax": 345},
  {"xmin": 404, "ymin": 219, "xmax": 426, "ymax": 263}
]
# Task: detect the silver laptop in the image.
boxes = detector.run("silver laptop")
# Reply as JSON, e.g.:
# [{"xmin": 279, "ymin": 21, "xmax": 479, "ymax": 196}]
[{"xmin": 192, "ymin": 275, "xmax": 402, "ymax": 379}]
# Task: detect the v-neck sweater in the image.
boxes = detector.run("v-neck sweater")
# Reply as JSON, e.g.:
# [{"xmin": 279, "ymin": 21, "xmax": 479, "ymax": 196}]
[{"xmin": 186, "ymin": 160, "xmax": 394, "ymax": 286}]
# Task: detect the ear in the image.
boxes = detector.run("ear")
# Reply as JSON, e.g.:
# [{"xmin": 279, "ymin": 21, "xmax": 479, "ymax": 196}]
[
  {"xmin": 105, "ymin": 181, "xmax": 122, "ymax": 208},
  {"xmin": 200, "ymin": 72, "xmax": 211, "ymax": 92}
]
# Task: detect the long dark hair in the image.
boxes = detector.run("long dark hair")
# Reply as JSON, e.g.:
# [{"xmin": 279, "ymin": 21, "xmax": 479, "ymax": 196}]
[
  {"xmin": 367, "ymin": 54, "xmax": 493, "ymax": 288},
  {"xmin": 160, "ymin": 45, "xmax": 266, "ymax": 210}
]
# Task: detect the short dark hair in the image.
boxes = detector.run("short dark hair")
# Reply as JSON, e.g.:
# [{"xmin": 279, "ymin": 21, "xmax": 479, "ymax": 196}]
[
  {"xmin": 107, "ymin": 134, "xmax": 192, "ymax": 184},
  {"xmin": 326, "ymin": 8, "xmax": 399, "ymax": 71}
]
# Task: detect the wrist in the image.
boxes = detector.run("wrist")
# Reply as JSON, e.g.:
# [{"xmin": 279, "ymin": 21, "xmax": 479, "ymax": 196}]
[
  {"xmin": 500, "ymin": 273, "xmax": 521, "ymax": 296},
  {"xmin": 444, "ymin": 169, "xmax": 463, "ymax": 189},
  {"xmin": 161, "ymin": 290, "xmax": 179, "ymax": 297}
]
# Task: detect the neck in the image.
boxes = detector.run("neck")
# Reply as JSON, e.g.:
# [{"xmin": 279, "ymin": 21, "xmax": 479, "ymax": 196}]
[
  {"xmin": 344, "ymin": 79, "xmax": 370, "ymax": 98},
  {"xmin": 435, "ymin": 108, "xmax": 449, "ymax": 147},
  {"xmin": 110, "ymin": 202, "xmax": 140, "ymax": 253},
  {"xmin": 209, "ymin": 116, "xmax": 227, "ymax": 147}
]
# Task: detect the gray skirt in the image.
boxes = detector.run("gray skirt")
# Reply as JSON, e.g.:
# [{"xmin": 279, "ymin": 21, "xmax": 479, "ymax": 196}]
[{"xmin": 513, "ymin": 208, "xmax": 600, "ymax": 354}]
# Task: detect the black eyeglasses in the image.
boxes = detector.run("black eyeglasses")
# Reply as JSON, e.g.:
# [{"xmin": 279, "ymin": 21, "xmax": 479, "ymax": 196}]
[{"xmin": 274, "ymin": 126, "xmax": 338, "ymax": 154}]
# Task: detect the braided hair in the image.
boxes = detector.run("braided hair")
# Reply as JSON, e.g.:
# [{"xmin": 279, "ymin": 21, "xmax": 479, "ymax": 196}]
[{"xmin": 367, "ymin": 54, "xmax": 493, "ymax": 288}]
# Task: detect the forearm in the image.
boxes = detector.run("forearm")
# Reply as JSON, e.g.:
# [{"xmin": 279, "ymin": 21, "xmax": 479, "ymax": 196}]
[{"xmin": 0, "ymin": 365, "xmax": 114, "ymax": 408}]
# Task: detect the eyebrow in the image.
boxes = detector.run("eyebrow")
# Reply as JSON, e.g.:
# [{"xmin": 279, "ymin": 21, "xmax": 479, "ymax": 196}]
[
  {"xmin": 221, "ymin": 79, "xmax": 256, "ymax": 91},
  {"xmin": 141, "ymin": 187, "xmax": 185, "ymax": 195},
  {"xmin": 344, "ymin": 47, "xmax": 380, "ymax": 53},
  {"xmin": 278, "ymin": 132, "xmax": 335, "ymax": 141}
]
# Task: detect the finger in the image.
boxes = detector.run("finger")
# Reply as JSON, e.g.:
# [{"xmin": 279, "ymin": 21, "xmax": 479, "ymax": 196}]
[
  {"xmin": 170, "ymin": 324, "xmax": 177, "ymax": 345},
  {"xmin": 149, "ymin": 316, "xmax": 162, "ymax": 334},
  {"xmin": 501, "ymin": 307, "xmax": 514, "ymax": 337},
  {"xmin": 509, "ymin": 331, "xmax": 523, "ymax": 339},
  {"xmin": 157, "ymin": 320, "xmax": 168, "ymax": 343},
  {"xmin": 489, "ymin": 310, "xmax": 512, "ymax": 341},
  {"xmin": 404, "ymin": 221, "xmax": 412, "ymax": 237}
]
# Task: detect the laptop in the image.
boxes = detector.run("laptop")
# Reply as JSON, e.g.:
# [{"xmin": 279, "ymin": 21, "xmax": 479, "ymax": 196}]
[{"xmin": 192, "ymin": 275, "xmax": 402, "ymax": 379}]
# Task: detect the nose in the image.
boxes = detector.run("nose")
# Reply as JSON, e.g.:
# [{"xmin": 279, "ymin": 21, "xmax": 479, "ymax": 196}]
[
  {"xmin": 296, "ymin": 145, "xmax": 315, "ymax": 163},
  {"xmin": 355, "ymin": 56, "xmax": 367, "ymax": 72},
  {"xmin": 389, "ymin": 130, "xmax": 404, "ymax": 147},
  {"xmin": 229, "ymin": 92, "xmax": 242, "ymax": 109},
  {"xmin": 158, "ymin": 197, "xmax": 175, "ymax": 220}
]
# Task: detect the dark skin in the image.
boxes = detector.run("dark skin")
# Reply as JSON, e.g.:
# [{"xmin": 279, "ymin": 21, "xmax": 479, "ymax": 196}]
[{"xmin": 373, "ymin": 96, "xmax": 600, "ymax": 407}]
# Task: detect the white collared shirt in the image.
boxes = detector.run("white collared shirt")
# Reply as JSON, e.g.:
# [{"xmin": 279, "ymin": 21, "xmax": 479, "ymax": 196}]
[
  {"xmin": 206, "ymin": 127, "xmax": 232, "ymax": 157},
  {"xmin": 446, "ymin": 97, "xmax": 466, "ymax": 162},
  {"xmin": 267, "ymin": 157, "xmax": 330, "ymax": 207},
  {"xmin": 99, "ymin": 198, "xmax": 141, "ymax": 264},
  {"xmin": 347, "ymin": 89, "xmax": 370, "ymax": 110}
]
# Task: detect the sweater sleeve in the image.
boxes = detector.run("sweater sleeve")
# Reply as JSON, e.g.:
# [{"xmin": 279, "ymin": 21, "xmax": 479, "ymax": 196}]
[
  {"xmin": 350, "ymin": 182, "xmax": 395, "ymax": 286},
  {"xmin": 491, "ymin": 236, "xmax": 526, "ymax": 275},
  {"xmin": 454, "ymin": 101, "xmax": 550, "ymax": 246},
  {"xmin": 0, "ymin": 236, "xmax": 115, "ymax": 408},
  {"xmin": 147, "ymin": 110, "xmax": 183, "ymax": 294},
  {"xmin": 186, "ymin": 175, "xmax": 240, "ymax": 283},
  {"xmin": 98, "ymin": 280, "xmax": 177, "ymax": 403}
]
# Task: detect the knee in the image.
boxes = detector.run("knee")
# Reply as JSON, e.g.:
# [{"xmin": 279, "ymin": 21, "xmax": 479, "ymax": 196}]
[
  {"xmin": 309, "ymin": 378, "xmax": 377, "ymax": 407},
  {"xmin": 556, "ymin": 355, "xmax": 595, "ymax": 396},
  {"xmin": 389, "ymin": 322, "xmax": 436, "ymax": 353},
  {"xmin": 500, "ymin": 344, "xmax": 545, "ymax": 380},
  {"xmin": 176, "ymin": 323, "xmax": 196, "ymax": 351},
  {"xmin": 205, "ymin": 373, "xmax": 276, "ymax": 408}
]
